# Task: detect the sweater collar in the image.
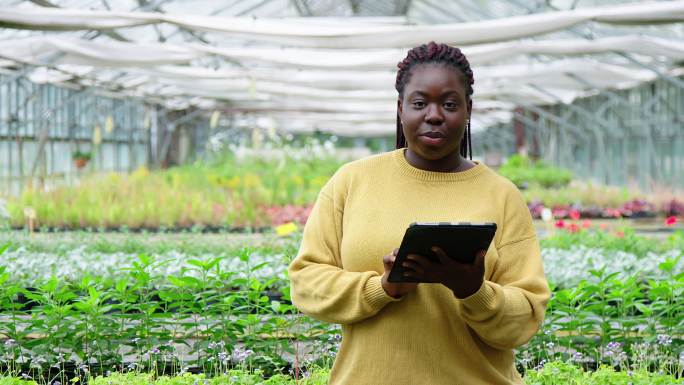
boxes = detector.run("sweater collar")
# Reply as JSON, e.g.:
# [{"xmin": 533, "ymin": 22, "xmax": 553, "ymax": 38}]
[{"xmin": 392, "ymin": 148, "xmax": 487, "ymax": 182}]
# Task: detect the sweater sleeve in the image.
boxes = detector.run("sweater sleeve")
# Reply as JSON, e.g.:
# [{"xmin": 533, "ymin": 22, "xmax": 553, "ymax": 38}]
[
  {"xmin": 456, "ymin": 187, "xmax": 550, "ymax": 350},
  {"xmin": 288, "ymin": 174, "xmax": 400, "ymax": 324}
]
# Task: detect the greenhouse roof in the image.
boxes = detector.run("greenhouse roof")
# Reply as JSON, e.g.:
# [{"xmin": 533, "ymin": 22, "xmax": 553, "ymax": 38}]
[{"xmin": 0, "ymin": 0, "xmax": 683, "ymax": 136}]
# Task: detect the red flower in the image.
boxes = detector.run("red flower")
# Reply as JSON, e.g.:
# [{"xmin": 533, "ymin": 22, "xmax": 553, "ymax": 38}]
[
  {"xmin": 615, "ymin": 231, "xmax": 625, "ymax": 238},
  {"xmin": 569, "ymin": 209, "xmax": 581, "ymax": 221},
  {"xmin": 567, "ymin": 223, "xmax": 579, "ymax": 233},
  {"xmin": 555, "ymin": 220, "xmax": 566, "ymax": 229},
  {"xmin": 582, "ymin": 220, "xmax": 592, "ymax": 228},
  {"xmin": 665, "ymin": 216, "xmax": 677, "ymax": 226},
  {"xmin": 599, "ymin": 223, "xmax": 608, "ymax": 230}
]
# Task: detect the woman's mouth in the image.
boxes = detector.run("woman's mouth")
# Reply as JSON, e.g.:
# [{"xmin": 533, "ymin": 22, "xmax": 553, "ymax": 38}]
[
  {"xmin": 419, "ymin": 131, "xmax": 446, "ymax": 145},
  {"xmin": 422, "ymin": 131, "xmax": 445, "ymax": 138}
]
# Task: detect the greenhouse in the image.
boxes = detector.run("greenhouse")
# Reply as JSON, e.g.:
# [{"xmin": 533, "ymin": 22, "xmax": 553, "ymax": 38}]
[{"xmin": 0, "ymin": 0, "xmax": 683, "ymax": 384}]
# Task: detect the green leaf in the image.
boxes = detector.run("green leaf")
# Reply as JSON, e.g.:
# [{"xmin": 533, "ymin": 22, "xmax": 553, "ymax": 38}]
[
  {"xmin": 167, "ymin": 276, "xmax": 186, "ymax": 287},
  {"xmin": 186, "ymin": 259, "xmax": 205, "ymax": 269},
  {"xmin": 634, "ymin": 303, "xmax": 653, "ymax": 316}
]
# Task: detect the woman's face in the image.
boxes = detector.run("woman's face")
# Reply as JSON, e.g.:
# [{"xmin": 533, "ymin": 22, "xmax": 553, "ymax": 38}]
[{"xmin": 398, "ymin": 64, "xmax": 471, "ymax": 164}]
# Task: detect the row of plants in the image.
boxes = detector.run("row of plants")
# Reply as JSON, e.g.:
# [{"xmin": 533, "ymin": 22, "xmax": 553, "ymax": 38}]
[
  {"xmin": 528, "ymin": 197, "xmax": 684, "ymax": 220},
  {"xmin": 2, "ymin": 148, "xmax": 682, "ymax": 230},
  {"xmin": 0, "ymin": 229, "xmax": 682, "ymax": 382},
  {"xmin": 2, "ymin": 142, "xmax": 342, "ymax": 230},
  {"xmin": 501, "ymin": 154, "xmax": 684, "ymax": 219},
  {"xmin": 2, "ymin": 361, "xmax": 684, "ymax": 385},
  {"xmin": 2, "ymin": 225, "xmax": 680, "ymax": 261},
  {"xmin": 1, "ymin": 229, "xmax": 681, "ymax": 289},
  {"xmin": 540, "ymin": 227, "xmax": 684, "ymax": 258}
]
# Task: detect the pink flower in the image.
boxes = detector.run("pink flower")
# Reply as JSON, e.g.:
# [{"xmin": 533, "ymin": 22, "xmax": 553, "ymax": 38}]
[
  {"xmin": 569, "ymin": 209, "xmax": 581, "ymax": 221},
  {"xmin": 582, "ymin": 220, "xmax": 592, "ymax": 228},
  {"xmin": 615, "ymin": 231, "xmax": 625, "ymax": 238},
  {"xmin": 665, "ymin": 216, "xmax": 677, "ymax": 226},
  {"xmin": 567, "ymin": 223, "xmax": 579, "ymax": 233},
  {"xmin": 555, "ymin": 220, "xmax": 566, "ymax": 229}
]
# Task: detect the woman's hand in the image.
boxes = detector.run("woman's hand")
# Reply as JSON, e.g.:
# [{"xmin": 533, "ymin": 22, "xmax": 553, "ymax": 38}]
[
  {"xmin": 402, "ymin": 247, "xmax": 486, "ymax": 299},
  {"xmin": 381, "ymin": 248, "xmax": 418, "ymax": 298}
]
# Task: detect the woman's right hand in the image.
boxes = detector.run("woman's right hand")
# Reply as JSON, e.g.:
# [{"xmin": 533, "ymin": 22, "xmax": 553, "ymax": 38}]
[{"xmin": 381, "ymin": 248, "xmax": 418, "ymax": 298}]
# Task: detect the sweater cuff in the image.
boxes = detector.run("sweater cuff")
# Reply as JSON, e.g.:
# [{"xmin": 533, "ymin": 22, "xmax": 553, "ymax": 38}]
[
  {"xmin": 364, "ymin": 275, "xmax": 402, "ymax": 310},
  {"xmin": 458, "ymin": 281, "xmax": 497, "ymax": 311}
]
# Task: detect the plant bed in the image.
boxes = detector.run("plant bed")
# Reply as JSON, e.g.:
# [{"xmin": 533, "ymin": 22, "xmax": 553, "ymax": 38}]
[
  {"xmin": 8, "ymin": 225, "xmax": 275, "ymax": 235},
  {"xmin": 2, "ymin": 230, "xmax": 683, "ymax": 384},
  {"xmin": 2, "ymin": 359, "xmax": 683, "ymax": 385}
]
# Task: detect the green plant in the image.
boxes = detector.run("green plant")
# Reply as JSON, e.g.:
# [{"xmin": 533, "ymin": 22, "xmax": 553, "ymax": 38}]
[
  {"xmin": 498, "ymin": 154, "xmax": 573, "ymax": 188},
  {"xmin": 72, "ymin": 150, "xmax": 92, "ymax": 161}
]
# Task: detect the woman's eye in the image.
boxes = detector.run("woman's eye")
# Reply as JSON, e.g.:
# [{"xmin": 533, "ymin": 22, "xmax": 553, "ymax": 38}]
[
  {"xmin": 444, "ymin": 102, "xmax": 458, "ymax": 109},
  {"xmin": 412, "ymin": 101, "xmax": 426, "ymax": 108}
]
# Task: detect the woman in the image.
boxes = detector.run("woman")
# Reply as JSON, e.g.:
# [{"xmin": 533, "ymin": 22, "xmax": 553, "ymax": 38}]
[{"xmin": 288, "ymin": 42, "xmax": 550, "ymax": 385}]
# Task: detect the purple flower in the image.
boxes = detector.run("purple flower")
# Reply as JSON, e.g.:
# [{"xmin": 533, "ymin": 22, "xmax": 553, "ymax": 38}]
[
  {"xmin": 231, "ymin": 347, "xmax": 254, "ymax": 363},
  {"xmin": 606, "ymin": 341, "xmax": 622, "ymax": 351},
  {"xmin": 657, "ymin": 334, "xmax": 672, "ymax": 346},
  {"xmin": 572, "ymin": 352, "xmax": 583, "ymax": 361}
]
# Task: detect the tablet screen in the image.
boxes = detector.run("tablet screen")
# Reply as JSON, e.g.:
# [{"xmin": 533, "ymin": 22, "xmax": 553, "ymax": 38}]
[{"xmin": 388, "ymin": 222, "xmax": 497, "ymax": 283}]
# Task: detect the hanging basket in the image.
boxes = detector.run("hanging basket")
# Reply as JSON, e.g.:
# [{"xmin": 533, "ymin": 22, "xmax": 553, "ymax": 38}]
[
  {"xmin": 74, "ymin": 157, "xmax": 89, "ymax": 169},
  {"xmin": 73, "ymin": 150, "xmax": 92, "ymax": 169}
]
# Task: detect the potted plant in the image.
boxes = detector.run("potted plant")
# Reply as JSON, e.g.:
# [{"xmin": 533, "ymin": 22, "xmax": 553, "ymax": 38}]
[{"xmin": 73, "ymin": 150, "xmax": 92, "ymax": 169}]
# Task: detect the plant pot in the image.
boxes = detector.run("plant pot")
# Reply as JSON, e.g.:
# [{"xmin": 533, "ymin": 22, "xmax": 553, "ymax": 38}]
[{"xmin": 74, "ymin": 158, "xmax": 89, "ymax": 169}]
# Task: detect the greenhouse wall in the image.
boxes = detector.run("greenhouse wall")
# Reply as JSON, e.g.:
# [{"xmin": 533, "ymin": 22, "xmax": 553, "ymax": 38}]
[
  {"xmin": 0, "ymin": 71, "xmax": 207, "ymax": 196},
  {"xmin": 475, "ymin": 76, "xmax": 684, "ymax": 192}
]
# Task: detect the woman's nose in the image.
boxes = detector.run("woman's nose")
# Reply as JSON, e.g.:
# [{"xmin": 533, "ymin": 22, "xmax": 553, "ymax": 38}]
[{"xmin": 424, "ymin": 104, "xmax": 444, "ymax": 124}]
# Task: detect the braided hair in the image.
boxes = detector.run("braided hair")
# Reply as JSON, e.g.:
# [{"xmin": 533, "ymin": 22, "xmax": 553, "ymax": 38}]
[{"xmin": 395, "ymin": 42, "xmax": 475, "ymax": 159}]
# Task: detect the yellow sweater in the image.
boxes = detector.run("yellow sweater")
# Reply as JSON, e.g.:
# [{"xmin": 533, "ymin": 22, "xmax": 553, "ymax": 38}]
[{"xmin": 288, "ymin": 149, "xmax": 550, "ymax": 385}]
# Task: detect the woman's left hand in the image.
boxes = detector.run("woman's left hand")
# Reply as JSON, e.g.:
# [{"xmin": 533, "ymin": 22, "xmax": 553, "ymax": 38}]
[{"xmin": 401, "ymin": 246, "xmax": 486, "ymax": 299}]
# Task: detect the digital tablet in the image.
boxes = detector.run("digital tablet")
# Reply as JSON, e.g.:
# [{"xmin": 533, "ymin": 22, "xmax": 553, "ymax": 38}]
[{"xmin": 387, "ymin": 222, "xmax": 497, "ymax": 283}]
